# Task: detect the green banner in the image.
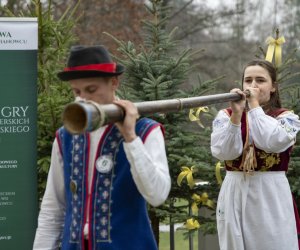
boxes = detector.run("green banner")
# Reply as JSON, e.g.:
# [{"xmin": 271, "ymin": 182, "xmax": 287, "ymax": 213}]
[{"xmin": 0, "ymin": 18, "xmax": 38, "ymax": 250}]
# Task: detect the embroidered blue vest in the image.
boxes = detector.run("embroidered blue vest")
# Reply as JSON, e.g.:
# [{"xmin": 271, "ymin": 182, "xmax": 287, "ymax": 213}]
[{"xmin": 56, "ymin": 118, "xmax": 161, "ymax": 250}]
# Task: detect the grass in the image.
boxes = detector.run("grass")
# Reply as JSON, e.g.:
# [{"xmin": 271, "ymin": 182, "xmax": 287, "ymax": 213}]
[
  {"xmin": 159, "ymin": 198, "xmax": 195, "ymax": 249},
  {"xmin": 158, "ymin": 198, "xmax": 219, "ymax": 249},
  {"xmin": 159, "ymin": 230, "xmax": 198, "ymax": 250}
]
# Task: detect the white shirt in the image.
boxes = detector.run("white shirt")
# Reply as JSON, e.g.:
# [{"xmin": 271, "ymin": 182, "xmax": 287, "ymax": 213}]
[
  {"xmin": 33, "ymin": 126, "xmax": 171, "ymax": 250},
  {"xmin": 211, "ymin": 107, "xmax": 300, "ymax": 161}
]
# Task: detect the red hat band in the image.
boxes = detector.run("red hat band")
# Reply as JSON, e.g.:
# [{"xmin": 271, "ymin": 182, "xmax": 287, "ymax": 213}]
[{"xmin": 64, "ymin": 63, "xmax": 117, "ymax": 73}]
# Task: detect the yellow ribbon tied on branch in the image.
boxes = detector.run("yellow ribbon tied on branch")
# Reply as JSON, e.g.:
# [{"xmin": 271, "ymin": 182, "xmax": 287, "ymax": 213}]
[
  {"xmin": 185, "ymin": 218, "xmax": 200, "ymax": 230},
  {"xmin": 189, "ymin": 106, "xmax": 209, "ymax": 128},
  {"xmin": 177, "ymin": 166, "xmax": 197, "ymax": 189},
  {"xmin": 215, "ymin": 161, "xmax": 224, "ymax": 186},
  {"xmin": 191, "ymin": 193, "xmax": 214, "ymax": 214},
  {"xmin": 265, "ymin": 36, "xmax": 285, "ymax": 66}
]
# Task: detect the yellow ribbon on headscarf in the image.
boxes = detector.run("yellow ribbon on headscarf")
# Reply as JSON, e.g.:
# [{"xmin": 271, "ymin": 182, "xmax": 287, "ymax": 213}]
[
  {"xmin": 189, "ymin": 106, "xmax": 209, "ymax": 128},
  {"xmin": 191, "ymin": 193, "xmax": 214, "ymax": 214},
  {"xmin": 215, "ymin": 161, "xmax": 223, "ymax": 186},
  {"xmin": 177, "ymin": 166, "xmax": 196, "ymax": 189},
  {"xmin": 185, "ymin": 218, "xmax": 200, "ymax": 230},
  {"xmin": 265, "ymin": 36, "xmax": 285, "ymax": 66}
]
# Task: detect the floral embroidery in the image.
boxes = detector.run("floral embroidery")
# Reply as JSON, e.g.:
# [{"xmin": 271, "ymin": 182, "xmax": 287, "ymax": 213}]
[
  {"xmin": 74, "ymin": 143, "xmax": 80, "ymax": 151},
  {"xmin": 279, "ymin": 118, "xmax": 298, "ymax": 139},
  {"xmin": 257, "ymin": 151, "xmax": 280, "ymax": 170},
  {"xmin": 73, "ymin": 167, "xmax": 79, "ymax": 175},
  {"xmin": 224, "ymin": 160, "xmax": 240, "ymax": 171},
  {"xmin": 213, "ymin": 119, "xmax": 224, "ymax": 129},
  {"xmin": 58, "ymin": 131, "xmax": 87, "ymax": 244},
  {"xmin": 94, "ymin": 126, "xmax": 121, "ymax": 243}
]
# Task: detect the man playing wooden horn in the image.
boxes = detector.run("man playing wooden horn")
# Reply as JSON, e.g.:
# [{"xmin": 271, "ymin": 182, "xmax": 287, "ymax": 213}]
[{"xmin": 33, "ymin": 45, "xmax": 171, "ymax": 250}]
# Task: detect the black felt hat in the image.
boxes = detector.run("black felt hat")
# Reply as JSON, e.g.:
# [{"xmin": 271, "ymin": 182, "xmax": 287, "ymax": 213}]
[{"xmin": 57, "ymin": 45, "xmax": 125, "ymax": 81}]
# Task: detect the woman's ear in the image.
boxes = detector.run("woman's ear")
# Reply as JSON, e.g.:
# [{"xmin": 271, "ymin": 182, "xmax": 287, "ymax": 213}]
[{"xmin": 271, "ymin": 82, "xmax": 278, "ymax": 93}]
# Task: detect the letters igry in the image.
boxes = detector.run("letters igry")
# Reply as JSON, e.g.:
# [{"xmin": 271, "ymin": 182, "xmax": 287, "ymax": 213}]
[{"xmin": 0, "ymin": 106, "xmax": 29, "ymax": 118}]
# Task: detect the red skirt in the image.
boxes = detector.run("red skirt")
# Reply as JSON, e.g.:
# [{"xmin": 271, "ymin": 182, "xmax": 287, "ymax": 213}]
[{"xmin": 293, "ymin": 196, "xmax": 300, "ymax": 250}]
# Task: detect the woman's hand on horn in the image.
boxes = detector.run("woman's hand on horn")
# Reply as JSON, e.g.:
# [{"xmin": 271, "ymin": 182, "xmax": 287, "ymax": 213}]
[
  {"xmin": 244, "ymin": 87, "xmax": 260, "ymax": 109},
  {"xmin": 229, "ymin": 88, "xmax": 246, "ymax": 125},
  {"xmin": 230, "ymin": 88, "xmax": 246, "ymax": 114}
]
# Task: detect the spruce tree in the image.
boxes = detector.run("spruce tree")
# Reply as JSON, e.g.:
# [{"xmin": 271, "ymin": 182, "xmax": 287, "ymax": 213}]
[
  {"xmin": 105, "ymin": 0, "xmax": 222, "ymax": 245},
  {"xmin": 35, "ymin": 0, "xmax": 80, "ymax": 200}
]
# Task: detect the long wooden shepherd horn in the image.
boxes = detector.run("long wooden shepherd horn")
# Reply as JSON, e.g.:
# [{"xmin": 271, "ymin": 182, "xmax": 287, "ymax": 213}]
[{"xmin": 63, "ymin": 91, "xmax": 250, "ymax": 134}]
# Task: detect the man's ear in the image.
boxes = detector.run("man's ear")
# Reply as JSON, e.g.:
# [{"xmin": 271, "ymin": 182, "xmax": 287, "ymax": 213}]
[{"xmin": 111, "ymin": 76, "xmax": 119, "ymax": 90}]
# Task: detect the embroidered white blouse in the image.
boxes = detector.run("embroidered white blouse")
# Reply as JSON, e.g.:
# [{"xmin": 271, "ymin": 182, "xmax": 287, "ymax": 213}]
[
  {"xmin": 211, "ymin": 107, "xmax": 300, "ymax": 161},
  {"xmin": 33, "ymin": 126, "xmax": 170, "ymax": 249}
]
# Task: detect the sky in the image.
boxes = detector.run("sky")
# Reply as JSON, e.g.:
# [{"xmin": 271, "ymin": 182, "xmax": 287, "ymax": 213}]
[{"xmin": 193, "ymin": 0, "xmax": 291, "ymax": 42}]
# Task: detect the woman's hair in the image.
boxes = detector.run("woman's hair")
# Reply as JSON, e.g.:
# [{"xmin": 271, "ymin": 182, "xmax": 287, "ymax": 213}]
[{"xmin": 242, "ymin": 59, "xmax": 282, "ymax": 109}]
